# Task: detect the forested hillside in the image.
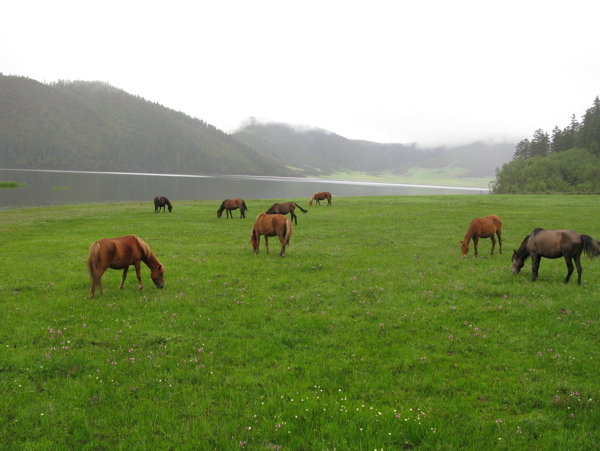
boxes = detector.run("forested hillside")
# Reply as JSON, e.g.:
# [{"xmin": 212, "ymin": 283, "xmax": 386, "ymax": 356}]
[
  {"xmin": 491, "ymin": 97, "xmax": 600, "ymax": 193},
  {"xmin": 234, "ymin": 120, "xmax": 515, "ymax": 178},
  {"xmin": 1, "ymin": 74, "xmax": 515, "ymax": 181},
  {"xmin": 0, "ymin": 75, "xmax": 294, "ymax": 176}
]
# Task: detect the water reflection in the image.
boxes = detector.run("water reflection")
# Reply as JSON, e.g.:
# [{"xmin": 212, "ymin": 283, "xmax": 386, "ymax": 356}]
[{"xmin": 0, "ymin": 169, "xmax": 489, "ymax": 209}]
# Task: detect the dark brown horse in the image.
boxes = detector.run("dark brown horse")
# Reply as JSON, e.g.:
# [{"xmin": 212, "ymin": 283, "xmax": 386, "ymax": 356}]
[
  {"xmin": 265, "ymin": 202, "xmax": 308, "ymax": 225},
  {"xmin": 87, "ymin": 235, "xmax": 165, "ymax": 298},
  {"xmin": 250, "ymin": 213, "xmax": 293, "ymax": 256},
  {"xmin": 309, "ymin": 192, "xmax": 332, "ymax": 206},
  {"xmin": 217, "ymin": 198, "xmax": 248, "ymax": 218},
  {"xmin": 511, "ymin": 228, "xmax": 600, "ymax": 285},
  {"xmin": 154, "ymin": 196, "xmax": 173, "ymax": 213},
  {"xmin": 460, "ymin": 215, "xmax": 503, "ymax": 258}
]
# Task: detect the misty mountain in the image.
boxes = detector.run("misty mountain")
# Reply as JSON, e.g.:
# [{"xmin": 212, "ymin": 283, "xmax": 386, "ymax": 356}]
[
  {"xmin": 233, "ymin": 121, "xmax": 515, "ymax": 178},
  {"xmin": 0, "ymin": 75, "xmax": 294, "ymax": 176},
  {"xmin": 1, "ymin": 75, "xmax": 515, "ymax": 179}
]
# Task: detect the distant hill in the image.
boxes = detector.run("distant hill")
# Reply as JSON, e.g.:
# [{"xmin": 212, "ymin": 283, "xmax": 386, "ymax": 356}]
[
  {"xmin": 1, "ymin": 74, "xmax": 515, "ymax": 180},
  {"xmin": 233, "ymin": 121, "xmax": 515, "ymax": 178},
  {"xmin": 0, "ymin": 75, "xmax": 294, "ymax": 176}
]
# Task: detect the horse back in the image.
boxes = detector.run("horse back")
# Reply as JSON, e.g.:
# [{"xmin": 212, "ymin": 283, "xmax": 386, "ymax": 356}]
[
  {"xmin": 530, "ymin": 229, "xmax": 578, "ymax": 258},
  {"xmin": 254, "ymin": 213, "xmax": 287, "ymax": 236},
  {"xmin": 96, "ymin": 235, "xmax": 142, "ymax": 269},
  {"xmin": 468, "ymin": 216, "xmax": 500, "ymax": 238}
]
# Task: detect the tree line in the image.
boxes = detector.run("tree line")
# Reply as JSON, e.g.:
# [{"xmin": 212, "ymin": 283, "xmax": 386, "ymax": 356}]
[{"xmin": 491, "ymin": 97, "xmax": 600, "ymax": 193}]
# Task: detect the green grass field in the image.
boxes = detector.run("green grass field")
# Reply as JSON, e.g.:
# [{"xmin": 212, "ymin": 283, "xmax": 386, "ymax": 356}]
[{"xmin": 1, "ymin": 195, "xmax": 599, "ymax": 450}]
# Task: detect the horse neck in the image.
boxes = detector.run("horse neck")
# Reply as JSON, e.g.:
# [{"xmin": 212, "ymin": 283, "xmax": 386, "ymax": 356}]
[
  {"xmin": 143, "ymin": 250, "xmax": 161, "ymax": 269},
  {"xmin": 463, "ymin": 227, "xmax": 475, "ymax": 243},
  {"xmin": 514, "ymin": 244, "xmax": 530, "ymax": 262}
]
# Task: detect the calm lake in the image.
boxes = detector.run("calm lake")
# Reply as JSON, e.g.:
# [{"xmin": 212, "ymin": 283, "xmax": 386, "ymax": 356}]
[{"xmin": 0, "ymin": 169, "xmax": 489, "ymax": 209}]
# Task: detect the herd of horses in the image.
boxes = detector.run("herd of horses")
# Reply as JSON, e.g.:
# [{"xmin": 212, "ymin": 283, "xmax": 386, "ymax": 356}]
[
  {"xmin": 87, "ymin": 192, "xmax": 331, "ymax": 296},
  {"xmin": 88, "ymin": 193, "xmax": 600, "ymax": 297},
  {"xmin": 461, "ymin": 215, "xmax": 600, "ymax": 286}
]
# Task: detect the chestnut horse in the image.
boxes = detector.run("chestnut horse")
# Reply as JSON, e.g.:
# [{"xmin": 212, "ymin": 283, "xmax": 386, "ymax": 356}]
[
  {"xmin": 266, "ymin": 202, "xmax": 308, "ymax": 225},
  {"xmin": 217, "ymin": 198, "xmax": 248, "ymax": 218},
  {"xmin": 250, "ymin": 213, "xmax": 293, "ymax": 256},
  {"xmin": 87, "ymin": 235, "xmax": 165, "ymax": 298},
  {"xmin": 309, "ymin": 192, "xmax": 332, "ymax": 206},
  {"xmin": 511, "ymin": 228, "xmax": 600, "ymax": 285},
  {"xmin": 460, "ymin": 215, "xmax": 503, "ymax": 258},
  {"xmin": 154, "ymin": 196, "xmax": 173, "ymax": 213}
]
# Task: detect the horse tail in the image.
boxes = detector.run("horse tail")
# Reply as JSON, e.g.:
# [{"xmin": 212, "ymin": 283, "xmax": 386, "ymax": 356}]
[
  {"xmin": 581, "ymin": 234, "xmax": 600, "ymax": 258},
  {"xmin": 284, "ymin": 218, "xmax": 293, "ymax": 245},
  {"xmin": 242, "ymin": 200, "xmax": 248, "ymax": 212},
  {"xmin": 87, "ymin": 242, "xmax": 101, "ymax": 277},
  {"xmin": 295, "ymin": 203, "xmax": 308, "ymax": 214}
]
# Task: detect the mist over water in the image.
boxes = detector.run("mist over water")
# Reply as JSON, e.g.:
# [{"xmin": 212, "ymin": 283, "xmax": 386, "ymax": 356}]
[{"xmin": 0, "ymin": 169, "xmax": 488, "ymax": 209}]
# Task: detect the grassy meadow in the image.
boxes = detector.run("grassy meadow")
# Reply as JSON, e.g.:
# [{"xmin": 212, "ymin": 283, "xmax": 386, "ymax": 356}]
[{"xmin": 1, "ymin": 195, "xmax": 599, "ymax": 450}]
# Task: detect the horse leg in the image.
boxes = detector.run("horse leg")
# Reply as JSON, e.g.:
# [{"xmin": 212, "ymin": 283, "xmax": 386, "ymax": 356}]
[
  {"xmin": 133, "ymin": 263, "xmax": 144, "ymax": 289},
  {"xmin": 490, "ymin": 235, "xmax": 496, "ymax": 255},
  {"xmin": 278, "ymin": 234, "xmax": 286, "ymax": 256},
  {"xmin": 291, "ymin": 212, "xmax": 297, "ymax": 225},
  {"xmin": 574, "ymin": 255, "xmax": 583, "ymax": 285},
  {"xmin": 89, "ymin": 270, "xmax": 105, "ymax": 298},
  {"xmin": 119, "ymin": 267, "xmax": 129, "ymax": 290},
  {"xmin": 473, "ymin": 237, "xmax": 479, "ymax": 257},
  {"xmin": 497, "ymin": 231, "xmax": 502, "ymax": 255},
  {"xmin": 530, "ymin": 254, "xmax": 541, "ymax": 282}
]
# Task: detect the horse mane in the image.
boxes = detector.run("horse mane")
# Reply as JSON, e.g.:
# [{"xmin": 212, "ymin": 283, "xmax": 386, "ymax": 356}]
[
  {"xmin": 513, "ymin": 233, "xmax": 532, "ymax": 261},
  {"xmin": 265, "ymin": 203, "xmax": 277, "ymax": 214},
  {"xmin": 135, "ymin": 236, "xmax": 163, "ymax": 270},
  {"xmin": 218, "ymin": 200, "xmax": 227, "ymax": 211},
  {"xmin": 531, "ymin": 228, "xmax": 545, "ymax": 236}
]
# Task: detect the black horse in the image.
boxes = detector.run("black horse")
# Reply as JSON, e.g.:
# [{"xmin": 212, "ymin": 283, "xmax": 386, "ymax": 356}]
[
  {"xmin": 265, "ymin": 202, "xmax": 308, "ymax": 225},
  {"xmin": 154, "ymin": 196, "xmax": 173, "ymax": 213},
  {"xmin": 511, "ymin": 228, "xmax": 600, "ymax": 285}
]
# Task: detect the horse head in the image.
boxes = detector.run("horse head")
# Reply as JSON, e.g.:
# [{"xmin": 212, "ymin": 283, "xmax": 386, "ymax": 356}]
[
  {"xmin": 460, "ymin": 240, "xmax": 469, "ymax": 258},
  {"xmin": 150, "ymin": 264, "xmax": 166, "ymax": 288},
  {"xmin": 249, "ymin": 232, "xmax": 259, "ymax": 253},
  {"xmin": 510, "ymin": 250, "xmax": 524, "ymax": 274}
]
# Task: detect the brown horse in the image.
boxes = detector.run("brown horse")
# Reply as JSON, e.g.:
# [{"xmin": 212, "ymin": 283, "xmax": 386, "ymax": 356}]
[
  {"xmin": 265, "ymin": 202, "xmax": 308, "ymax": 225},
  {"xmin": 309, "ymin": 192, "xmax": 332, "ymax": 206},
  {"xmin": 250, "ymin": 213, "xmax": 293, "ymax": 256},
  {"xmin": 460, "ymin": 215, "xmax": 503, "ymax": 258},
  {"xmin": 87, "ymin": 235, "xmax": 165, "ymax": 298},
  {"xmin": 154, "ymin": 196, "xmax": 173, "ymax": 213},
  {"xmin": 511, "ymin": 228, "xmax": 600, "ymax": 285},
  {"xmin": 217, "ymin": 198, "xmax": 248, "ymax": 218}
]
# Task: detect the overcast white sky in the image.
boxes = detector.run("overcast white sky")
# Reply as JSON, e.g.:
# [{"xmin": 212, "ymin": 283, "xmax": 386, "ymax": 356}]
[{"xmin": 3, "ymin": 1, "xmax": 599, "ymax": 146}]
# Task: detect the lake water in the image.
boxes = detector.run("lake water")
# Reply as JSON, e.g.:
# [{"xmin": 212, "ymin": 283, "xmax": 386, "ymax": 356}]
[{"xmin": 0, "ymin": 169, "xmax": 489, "ymax": 209}]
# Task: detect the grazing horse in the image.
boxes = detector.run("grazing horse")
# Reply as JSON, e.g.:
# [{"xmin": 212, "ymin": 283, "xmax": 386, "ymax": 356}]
[
  {"xmin": 87, "ymin": 235, "xmax": 165, "ymax": 298},
  {"xmin": 266, "ymin": 202, "xmax": 308, "ymax": 225},
  {"xmin": 250, "ymin": 213, "xmax": 293, "ymax": 257},
  {"xmin": 154, "ymin": 196, "xmax": 173, "ymax": 213},
  {"xmin": 217, "ymin": 198, "xmax": 248, "ymax": 218},
  {"xmin": 511, "ymin": 228, "xmax": 600, "ymax": 285},
  {"xmin": 309, "ymin": 192, "xmax": 332, "ymax": 206},
  {"xmin": 460, "ymin": 215, "xmax": 503, "ymax": 258}
]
